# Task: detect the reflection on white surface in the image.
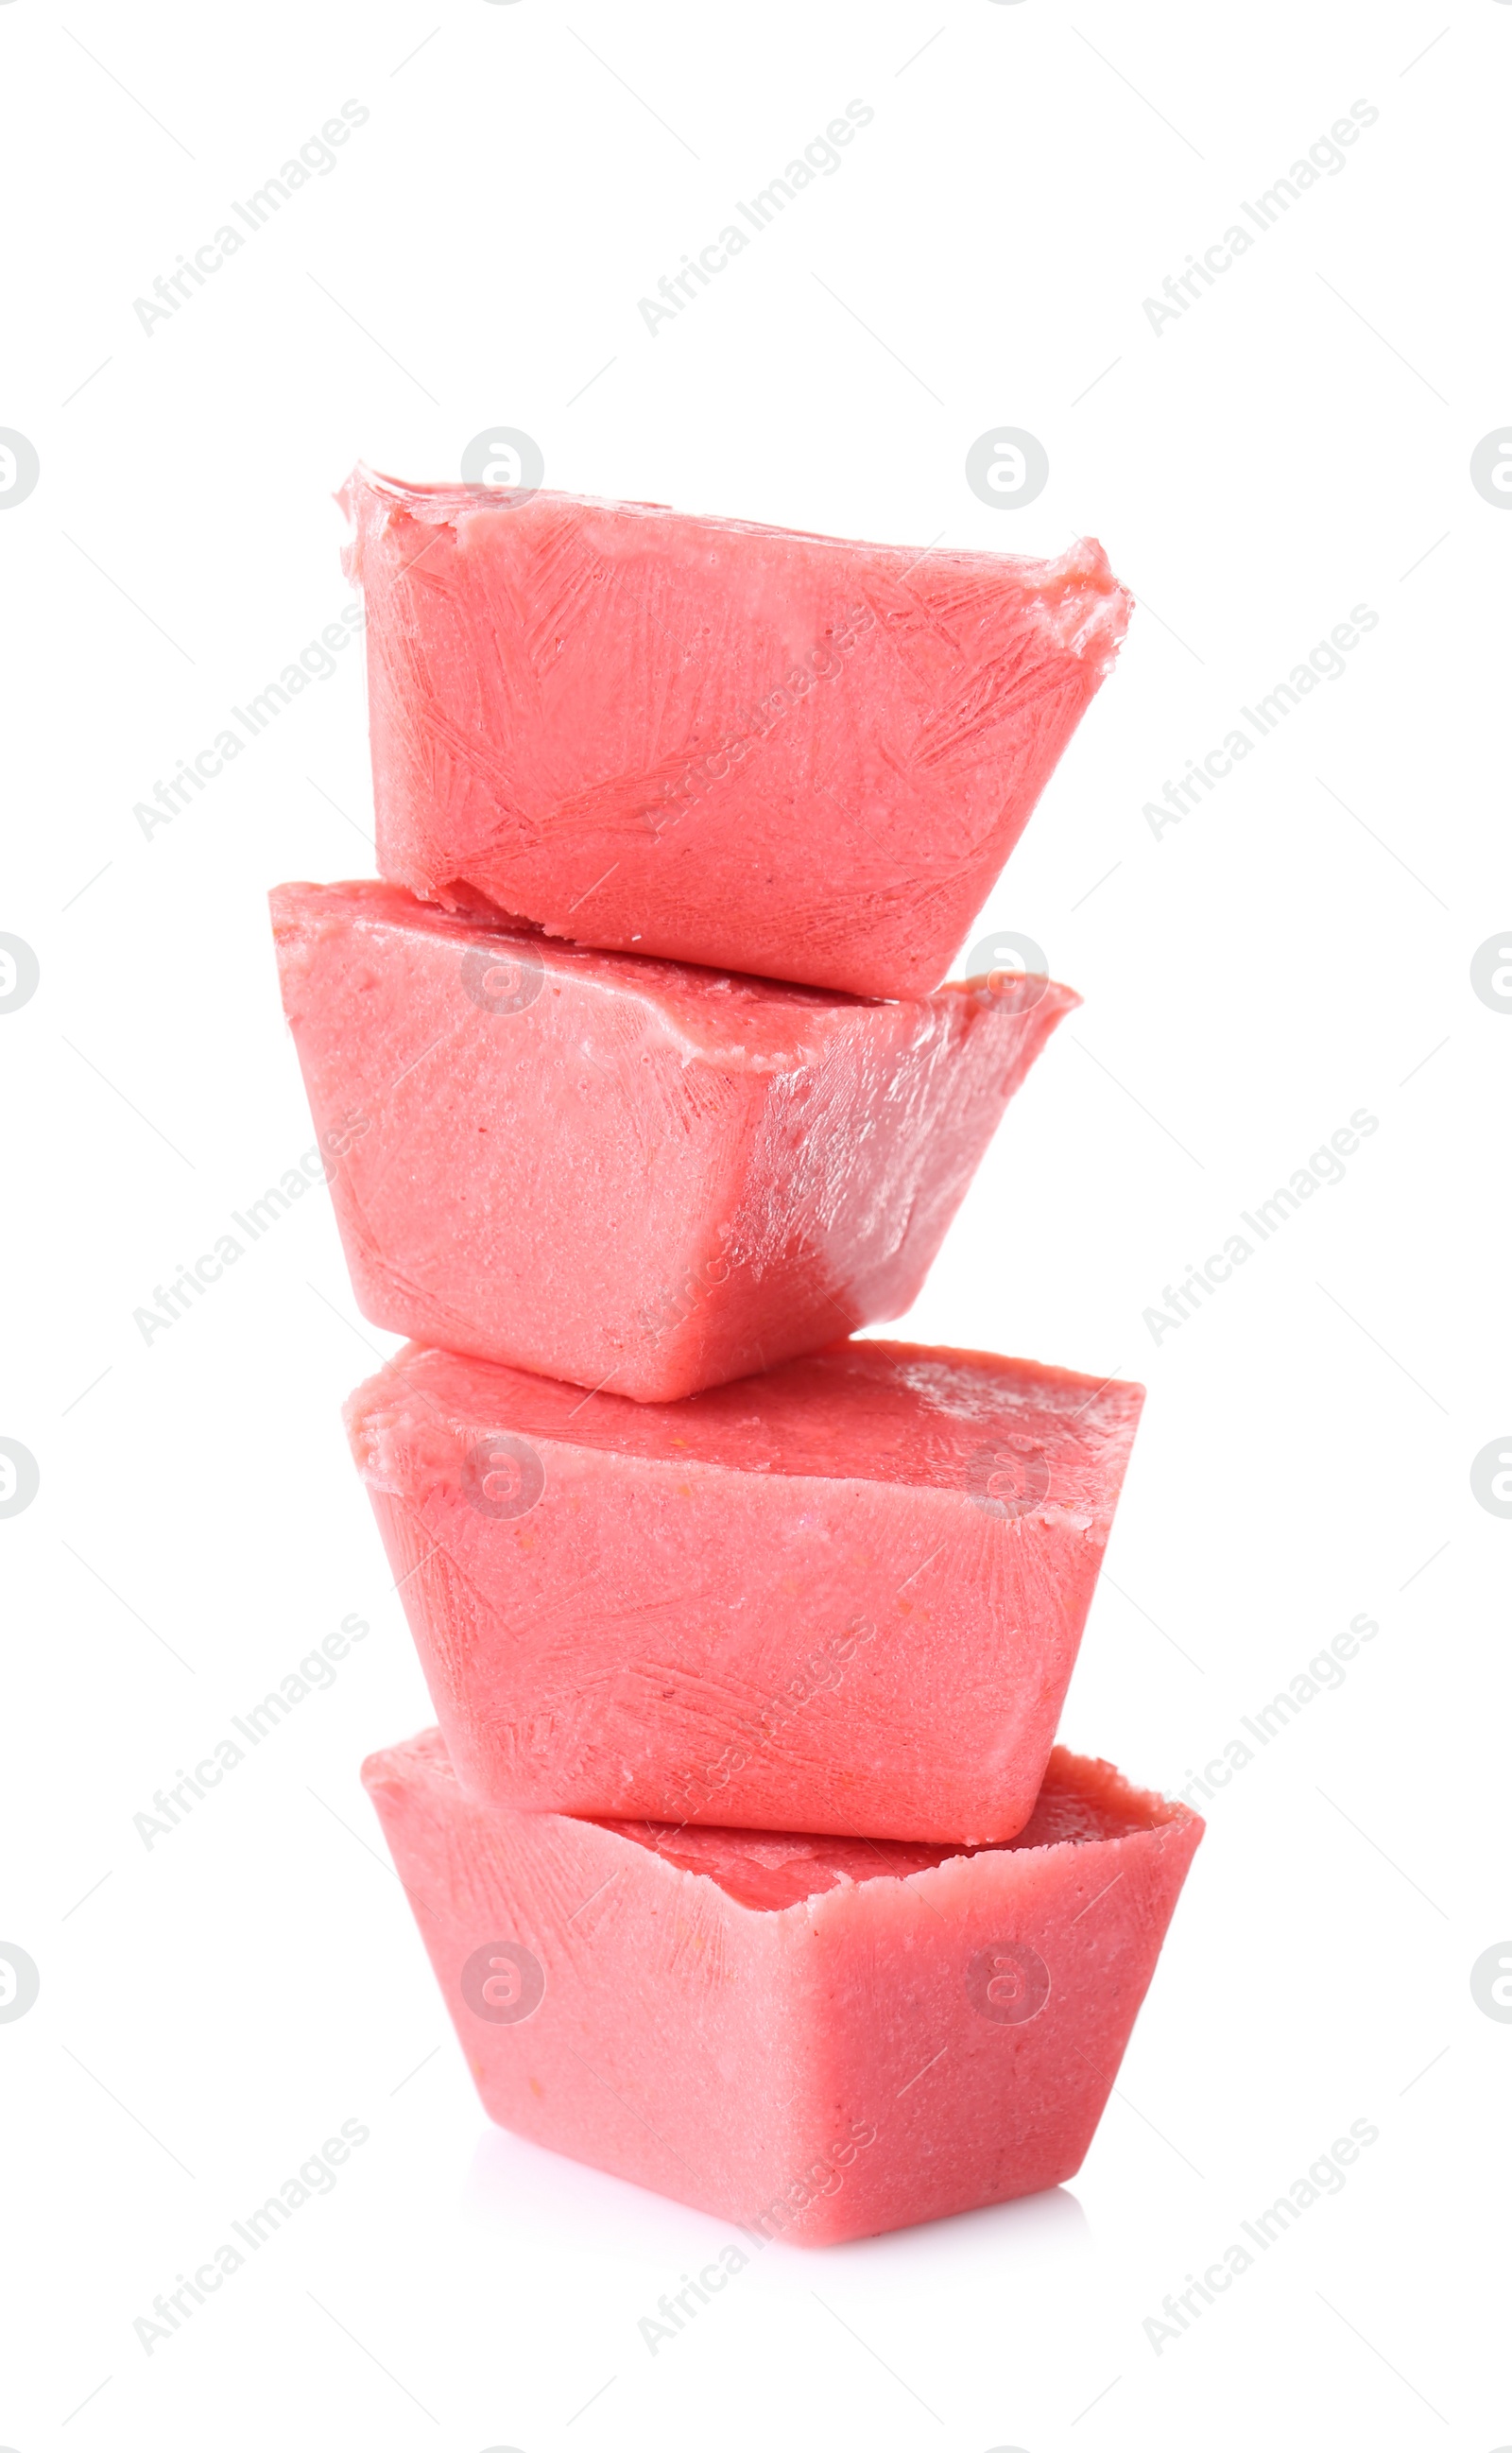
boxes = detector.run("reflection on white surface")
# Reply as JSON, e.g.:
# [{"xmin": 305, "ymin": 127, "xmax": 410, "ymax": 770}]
[{"xmin": 461, "ymin": 2116, "xmax": 1092, "ymax": 2272}]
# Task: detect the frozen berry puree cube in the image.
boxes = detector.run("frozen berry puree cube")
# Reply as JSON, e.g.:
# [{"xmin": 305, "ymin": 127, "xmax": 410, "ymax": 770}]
[
  {"xmin": 346, "ymin": 1338, "xmax": 1144, "ymax": 1842},
  {"xmin": 272, "ymin": 879, "xmax": 1075, "ymax": 1402},
  {"xmin": 342, "ymin": 467, "xmax": 1130, "ymax": 999},
  {"xmin": 362, "ymin": 1729, "xmax": 1203, "ymax": 2244}
]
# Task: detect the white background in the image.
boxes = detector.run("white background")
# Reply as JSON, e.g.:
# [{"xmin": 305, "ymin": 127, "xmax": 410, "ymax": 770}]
[{"xmin": 3, "ymin": 1, "xmax": 1508, "ymax": 2445}]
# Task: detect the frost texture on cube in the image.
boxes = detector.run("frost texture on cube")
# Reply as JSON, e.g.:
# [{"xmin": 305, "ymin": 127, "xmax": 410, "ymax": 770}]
[
  {"xmin": 343, "ymin": 468, "xmax": 1131, "ymax": 998},
  {"xmin": 272, "ymin": 880, "xmax": 1075, "ymax": 1402},
  {"xmin": 347, "ymin": 1339, "xmax": 1144, "ymax": 1841},
  {"xmin": 364, "ymin": 1729, "xmax": 1203, "ymax": 2244}
]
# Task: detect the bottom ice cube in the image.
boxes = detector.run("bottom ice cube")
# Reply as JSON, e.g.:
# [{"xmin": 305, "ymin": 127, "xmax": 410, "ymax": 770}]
[{"xmin": 363, "ymin": 1729, "xmax": 1203, "ymax": 2244}]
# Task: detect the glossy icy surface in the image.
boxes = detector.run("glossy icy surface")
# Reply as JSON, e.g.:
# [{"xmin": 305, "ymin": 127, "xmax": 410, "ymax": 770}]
[
  {"xmin": 363, "ymin": 1729, "xmax": 1203, "ymax": 2243},
  {"xmin": 344, "ymin": 468, "xmax": 1131, "ymax": 997},
  {"xmin": 347, "ymin": 1337, "xmax": 1144, "ymax": 1840},
  {"xmin": 273, "ymin": 879, "xmax": 1075, "ymax": 1401}
]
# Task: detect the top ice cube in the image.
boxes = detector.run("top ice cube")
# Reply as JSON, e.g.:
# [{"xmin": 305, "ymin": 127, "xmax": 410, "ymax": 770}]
[{"xmin": 343, "ymin": 469, "xmax": 1131, "ymax": 998}]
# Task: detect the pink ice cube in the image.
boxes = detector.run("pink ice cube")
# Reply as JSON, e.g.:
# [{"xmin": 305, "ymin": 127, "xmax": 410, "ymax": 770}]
[
  {"xmin": 272, "ymin": 879, "xmax": 1075, "ymax": 1402},
  {"xmin": 342, "ymin": 468, "xmax": 1130, "ymax": 999},
  {"xmin": 346, "ymin": 1337, "xmax": 1144, "ymax": 1842},
  {"xmin": 362, "ymin": 1727, "xmax": 1202, "ymax": 2244}
]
